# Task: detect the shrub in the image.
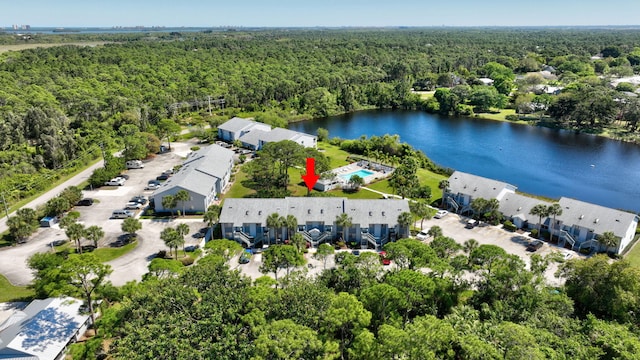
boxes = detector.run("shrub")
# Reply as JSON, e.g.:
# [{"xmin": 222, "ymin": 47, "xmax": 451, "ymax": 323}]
[
  {"xmin": 190, "ymin": 146, "xmax": 201, "ymax": 151},
  {"xmin": 181, "ymin": 256, "xmax": 195, "ymax": 266},
  {"xmin": 530, "ymin": 229, "xmax": 539, "ymax": 238},
  {"xmin": 505, "ymin": 114, "xmax": 519, "ymax": 121},
  {"xmin": 503, "ymin": 220, "xmax": 517, "ymax": 232}
]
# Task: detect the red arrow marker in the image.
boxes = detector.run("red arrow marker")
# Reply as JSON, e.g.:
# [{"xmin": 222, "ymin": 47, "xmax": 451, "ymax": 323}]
[{"xmin": 301, "ymin": 158, "xmax": 320, "ymax": 191}]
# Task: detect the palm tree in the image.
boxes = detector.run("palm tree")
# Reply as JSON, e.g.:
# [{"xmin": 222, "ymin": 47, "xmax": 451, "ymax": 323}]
[
  {"xmin": 285, "ymin": 215, "xmax": 298, "ymax": 241},
  {"xmin": 598, "ymin": 231, "xmax": 619, "ymax": 254},
  {"xmin": 335, "ymin": 213, "xmax": 352, "ymax": 243},
  {"xmin": 463, "ymin": 239, "xmax": 479, "ymax": 254},
  {"xmin": 427, "ymin": 225, "xmax": 443, "ymax": 238},
  {"xmin": 266, "ymin": 213, "xmax": 284, "ymax": 244},
  {"xmin": 547, "ymin": 203, "xmax": 563, "ymax": 242},
  {"xmin": 161, "ymin": 227, "xmax": 181, "ymax": 260},
  {"xmin": 438, "ymin": 180, "xmax": 450, "ymax": 209},
  {"xmin": 66, "ymin": 222, "xmax": 86, "ymax": 254},
  {"xmin": 203, "ymin": 204, "xmax": 222, "ymax": 238},
  {"xmin": 529, "ymin": 204, "xmax": 549, "ymax": 238},
  {"xmin": 176, "ymin": 223, "xmax": 190, "ymax": 251},
  {"xmin": 397, "ymin": 211, "xmax": 413, "ymax": 239},
  {"xmin": 174, "ymin": 190, "xmax": 191, "ymax": 217},
  {"xmin": 162, "ymin": 195, "xmax": 177, "ymax": 217},
  {"xmin": 85, "ymin": 225, "xmax": 105, "ymax": 248}
]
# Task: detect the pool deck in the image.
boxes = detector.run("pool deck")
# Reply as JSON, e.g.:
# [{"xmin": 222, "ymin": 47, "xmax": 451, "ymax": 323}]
[{"xmin": 333, "ymin": 161, "xmax": 391, "ymax": 185}]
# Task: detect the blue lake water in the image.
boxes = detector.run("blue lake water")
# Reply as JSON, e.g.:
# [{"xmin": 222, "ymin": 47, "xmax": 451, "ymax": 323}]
[{"xmin": 289, "ymin": 110, "xmax": 640, "ymax": 213}]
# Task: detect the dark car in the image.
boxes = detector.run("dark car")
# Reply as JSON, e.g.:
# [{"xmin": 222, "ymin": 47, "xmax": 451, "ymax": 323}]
[
  {"xmin": 352, "ymin": 250, "xmax": 360, "ymax": 256},
  {"xmin": 526, "ymin": 240, "xmax": 544, "ymax": 252},
  {"xmin": 118, "ymin": 174, "xmax": 130, "ymax": 180},
  {"xmin": 77, "ymin": 198, "xmax": 94, "ymax": 206},
  {"xmin": 148, "ymin": 179, "xmax": 161, "ymax": 186},
  {"xmin": 192, "ymin": 232, "xmax": 205, "ymax": 239},
  {"xmin": 156, "ymin": 174, "xmax": 169, "ymax": 181}
]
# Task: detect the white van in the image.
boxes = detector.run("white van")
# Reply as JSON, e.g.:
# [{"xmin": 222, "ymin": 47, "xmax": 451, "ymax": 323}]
[
  {"xmin": 112, "ymin": 210, "xmax": 134, "ymax": 219},
  {"xmin": 126, "ymin": 160, "xmax": 144, "ymax": 169}
]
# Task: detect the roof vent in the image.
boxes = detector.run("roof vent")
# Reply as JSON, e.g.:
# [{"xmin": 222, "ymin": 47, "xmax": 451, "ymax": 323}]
[
  {"xmin": 382, "ymin": 211, "xmax": 386, "ymax": 216},
  {"xmin": 258, "ymin": 211, "xmax": 262, "ymax": 215},
  {"xmin": 517, "ymin": 207, "xmax": 522, "ymax": 211},
  {"xmin": 369, "ymin": 211, "xmax": 372, "ymax": 216},
  {"xmin": 308, "ymin": 209, "xmax": 311, "ymax": 214},
  {"xmin": 594, "ymin": 218, "xmax": 599, "ymax": 223},
  {"xmin": 474, "ymin": 187, "xmax": 478, "ymax": 191},
  {"xmin": 579, "ymin": 215, "xmax": 584, "ymax": 219},
  {"xmin": 245, "ymin": 211, "xmax": 249, "ymax": 215},
  {"xmin": 321, "ymin": 209, "xmax": 324, "ymax": 214}
]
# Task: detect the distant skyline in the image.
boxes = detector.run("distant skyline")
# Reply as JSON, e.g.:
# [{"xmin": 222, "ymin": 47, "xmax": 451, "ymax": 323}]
[{"xmin": 3, "ymin": 0, "xmax": 640, "ymax": 28}]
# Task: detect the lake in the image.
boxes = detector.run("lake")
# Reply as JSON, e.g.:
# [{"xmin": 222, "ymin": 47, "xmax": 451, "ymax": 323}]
[{"xmin": 288, "ymin": 110, "xmax": 640, "ymax": 213}]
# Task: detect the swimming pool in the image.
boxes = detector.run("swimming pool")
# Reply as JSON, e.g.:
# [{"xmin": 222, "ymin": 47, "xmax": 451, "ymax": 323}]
[{"xmin": 340, "ymin": 169, "xmax": 374, "ymax": 181}]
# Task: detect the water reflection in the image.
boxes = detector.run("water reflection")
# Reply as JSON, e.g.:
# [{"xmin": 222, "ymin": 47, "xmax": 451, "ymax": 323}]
[{"xmin": 289, "ymin": 110, "xmax": 640, "ymax": 212}]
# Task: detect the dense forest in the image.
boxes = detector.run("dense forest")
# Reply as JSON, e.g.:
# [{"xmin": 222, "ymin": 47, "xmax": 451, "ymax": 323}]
[
  {"xmin": 4, "ymin": 28, "xmax": 640, "ymax": 359},
  {"xmin": 2, "ymin": 28, "xmax": 640, "ymax": 205},
  {"xmin": 54, "ymin": 240, "xmax": 640, "ymax": 359}
]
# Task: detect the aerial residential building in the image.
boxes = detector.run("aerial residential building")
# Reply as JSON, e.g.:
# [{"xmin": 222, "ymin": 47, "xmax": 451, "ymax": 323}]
[
  {"xmin": 219, "ymin": 197, "xmax": 410, "ymax": 250},
  {"xmin": 152, "ymin": 144, "xmax": 234, "ymax": 213},
  {"xmin": 217, "ymin": 117, "xmax": 317, "ymax": 150}
]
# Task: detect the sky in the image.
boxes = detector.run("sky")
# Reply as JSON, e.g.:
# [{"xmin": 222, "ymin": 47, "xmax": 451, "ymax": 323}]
[{"xmin": 3, "ymin": 0, "xmax": 640, "ymax": 28}]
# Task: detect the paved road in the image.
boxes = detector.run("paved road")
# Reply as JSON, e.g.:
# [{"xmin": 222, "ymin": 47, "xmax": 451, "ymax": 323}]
[{"xmin": 0, "ymin": 158, "xmax": 106, "ymax": 234}]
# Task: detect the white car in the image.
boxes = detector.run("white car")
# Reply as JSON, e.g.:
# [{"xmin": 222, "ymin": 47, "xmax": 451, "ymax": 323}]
[
  {"xmin": 434, "ymin": 210, "xmax": 449, "ymax": 219},
  {"xmin": 416, "ymin": 231, "xmax": 429, "ymax": 241},
  {"xmin": 124, "ymin": 202, "xmax": 143, "ymax": 210},
  {"xmin": 144, "ymin": 183, "xmax": 160, "ymax": 191},
  {"xmin": 105, "ymin": 178, "xmax": 125, "ymax": 186}
]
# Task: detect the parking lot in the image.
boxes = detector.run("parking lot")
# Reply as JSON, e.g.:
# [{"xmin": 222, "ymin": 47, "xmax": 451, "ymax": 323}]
[
  {"xmin": 0, "ymin": 141, "xmax": 209, "ymax": 286},
  {"xmin": 231, "ymin": 213, "xmax": 574, "ymax": 287}
]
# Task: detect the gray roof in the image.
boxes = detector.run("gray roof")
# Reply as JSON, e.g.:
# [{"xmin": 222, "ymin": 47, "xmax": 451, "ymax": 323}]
[
  {"xmin": 156, "ymin": 144, "xmax": 234, "ymax": 197},
  {"xmin": 257, "ymin": 127, "xmax": 313, "ymax": 144},
  {"xmin": 448, "ymin": 171, "xmax": 516, "ymax": 200},
  {"xmin": 499, "ymin": 193, "xmax": 552, "ymax": 222},
  {"xmin": 217, "ymin": 117, "xmax": 258, "ymax": 133},
  {"xmin": 219, "ymin": 197, "xmax": 409, "ymax": 226},
  {"xmin": 557, "ymin": 197, "xmax": 638, "ymax": 238},
  {"xmin": 0, "ymin": 297, "xmax": 89, "ymax": 360},
  {"xmin": 238, "ymin": 129, "xmax": 269, "ymax": 148}
]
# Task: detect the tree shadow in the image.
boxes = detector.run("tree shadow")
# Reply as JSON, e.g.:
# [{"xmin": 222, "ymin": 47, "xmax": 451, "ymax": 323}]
[{"xmin": 19, "ymin": 300, "xmax": 84, "ymax": 353}]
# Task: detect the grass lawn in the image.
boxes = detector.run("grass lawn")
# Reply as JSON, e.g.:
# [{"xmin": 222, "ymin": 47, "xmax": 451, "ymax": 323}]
[
  {"xmin": 92, "ymin": 241, "xmax": 137, "ymax": 263},
  {"xmin": 624, "ymin": 235, "xmax": 640, "ymax": 268},
  {"xmin": 222, "ymin": 140, "xmax": 447, "ymax": 201},
  {"xmin": 0, "ymin": 274, "xmax": 34, "ymax": 302},
  {"xmin": 317, "ymin": 142, "xmax": 351, "ymax": 168},
  {"xmin": 474, "ymin": 108, "xmax": 516, "ymax": 122}
]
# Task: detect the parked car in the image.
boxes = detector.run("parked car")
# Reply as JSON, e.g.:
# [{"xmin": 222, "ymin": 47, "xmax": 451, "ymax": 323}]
[
  {"xmin": 111, "ymin": 209, "xmax": 134, "ymax": 219},
  {"xmin": 148, "ymin": 179, "xmax": 161, "ymax": 186},
  {"xmin": 465, "ymin": 219, "xmax": 478, "ymax": 229},
  {"xmin": 416, "ymin": 230, "xmax": 429, "ymax": 240},
  {"xmin": 526, "ymin": 240, "xmax": 544, "ymax": 252},
  {"xmin": 352, "ymin": 250, "xmax": 360, "ymax": 256},
  {"xmin": 434, "ymin": 210, "xmax": 449, "ymax": 219},
  {"xmin": 156, "ymin": 174, "xmax": 170, "ymax": 181},
  {"xmin": 131, "ymin": 195, "xmax": 148, "ymax": 205},
  {"xmin": 379, "ymin": 251, "xmax": 391, "ymax": 265},
  {"xmin": 76, "ymin": 198, "xmax": 94, "ymax": 206},
  {"xmin": 118, "ymin": 174, "xmax": 130, "ymax": 180},
  {"xmin": 163, "ymin": 169, "xmax": 174, "ymax": 176},
  {"xmin": 50, "ymin": 239, "xmax": 68, "ymax": 247},
  {"xmin": 185, "ymin": 245, "xmax": 200, "ymax": 252},
  {"xmin": 192, "ymin": 232, "xmax": 205, "ymax": 239},
  {"xmin": 126, "ymin": 160, "xmax": 144, "ymax": 169},
  {"xmin": 125, "ymin": 202, "xmax": 144, "ymax": 210},
  {"xmin": 105, "ymin": 178, "xmax": 125, "ymax": 186},
  {"xmin": 145, "ymin": 183, "xmax": 160, "ymax": 191}
]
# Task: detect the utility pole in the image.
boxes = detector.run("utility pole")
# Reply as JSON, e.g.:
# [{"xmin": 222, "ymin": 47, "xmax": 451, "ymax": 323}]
[
  {"xmin": 99, "ymin": 142, "xmax": 107, "ymax": 168},
  {"xmin": 208, "ymin": 95, "xmax": 212, "ymax": 116},
  {"xmin": 1, "ymin": 192, "xmax": 9, "ymax": 219}
]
